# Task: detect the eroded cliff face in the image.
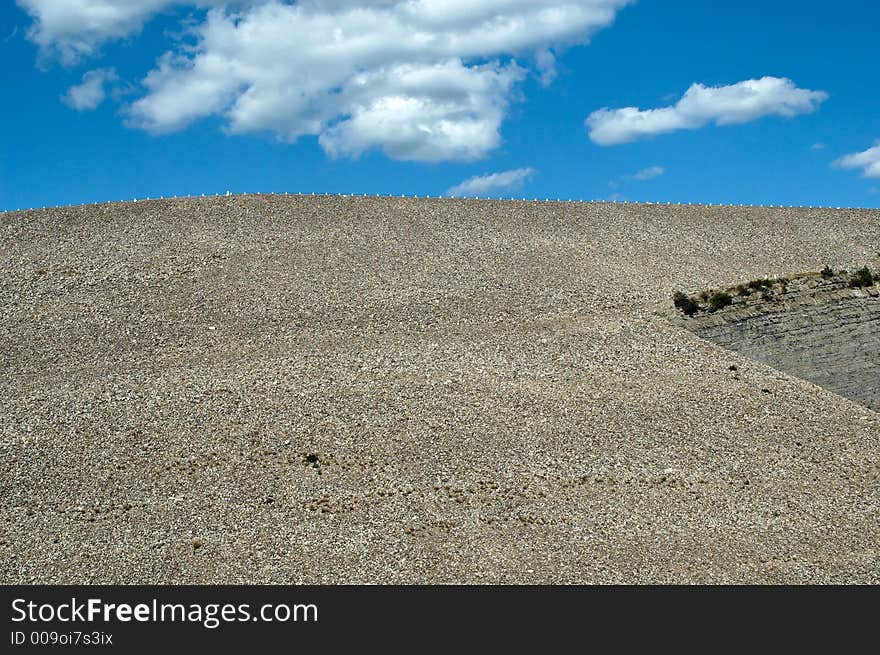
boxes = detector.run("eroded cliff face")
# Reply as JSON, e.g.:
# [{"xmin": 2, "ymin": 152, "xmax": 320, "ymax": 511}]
[{"xmin": 680, "ymin": 279, "xmax": 880, "ymax": 412}]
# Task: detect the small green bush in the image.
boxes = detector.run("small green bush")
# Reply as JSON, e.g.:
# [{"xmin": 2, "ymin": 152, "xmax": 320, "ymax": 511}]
[
  {"xmin": 708, "ymin": 291, "xmax": 733, "ymax": 313},
  {"xmin": 673, "ymin": 291, "xmax": 700, "ymax": 316},
  {"xmin": 849, "ymin": 266, "xmax": 874, "ymax": 288},
  {"xmin": 820, "ymin": 265, "xmax": 834, "ymax": 278},
  {"xmin": 736, "ymin": 284, "xmax": 751, "ymax": 296}
]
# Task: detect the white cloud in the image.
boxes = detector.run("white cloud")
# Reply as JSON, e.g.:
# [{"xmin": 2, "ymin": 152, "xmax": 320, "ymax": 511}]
[
  {"xmin": 834, "ymin": 141, "xmax": 880, "ymax": 179},
  {"xmin": 810, "ymin": 142, "xmax": 825, "ymax": 151},
  {"xmin": 318, "ymin": 60, "xmax": 525, "ymax": 162},
  {"xmin": 62, "ymin": 67, "xmax": 117, "ymax": 110},
  {"xmin": 446, "ymin": 167, "xmax": 535, "ymax": 197},
  {"xmin": 20, "ymin": 1, "xmax": 633, "ymax": 162},
  {"xmin": 586, "ymin": 77, "xmax": 828, "ymax": 145},
  {"xmin": 16, "ymin": 1, "xmax": 240, "ymax": 64},
  {"xmin": 17, "ymin": 0, "xmax": 178, "ymax": 64},
  {"xmin": 535, "ymin": 49, "xmax": 557, "ymax": 87},
  {"xmin": 631, "ymin": 165, "xmax": 664, "ymax": 181},
  {"xmin": 609, "ymin": 165, "xmax": 664, "ymax": 188}
]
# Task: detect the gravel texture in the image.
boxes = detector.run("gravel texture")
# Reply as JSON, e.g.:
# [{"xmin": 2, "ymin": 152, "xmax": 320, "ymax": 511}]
[{"xmin": 1, "ymin": 194, "xmax": 879, "ymax": 584}]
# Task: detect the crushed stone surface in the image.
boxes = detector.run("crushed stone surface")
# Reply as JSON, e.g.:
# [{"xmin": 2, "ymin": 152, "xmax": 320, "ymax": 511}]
[{"xmin": 1, "ymin": 195, "xmax": 878, "ymax": 583}]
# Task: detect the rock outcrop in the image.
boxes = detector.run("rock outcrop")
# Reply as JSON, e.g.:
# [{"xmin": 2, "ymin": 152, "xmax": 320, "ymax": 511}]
[{"xmin": 676, "ymin": 276, "xmax": 879, "ymax": 411}]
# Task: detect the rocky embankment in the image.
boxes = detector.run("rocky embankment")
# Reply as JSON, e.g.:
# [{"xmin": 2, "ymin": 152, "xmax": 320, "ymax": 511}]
[
  {"xmin": 673, "ymin": 272, "xmax": 880, "ymax": 411},
  {"xmin": 2, "ymin": 195, "xmax": 879, "ymax": 584}
]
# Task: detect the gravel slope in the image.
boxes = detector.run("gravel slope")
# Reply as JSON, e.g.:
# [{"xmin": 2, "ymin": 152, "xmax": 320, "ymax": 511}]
[{"xmin": 1, "ymin": 194, "xmax": 879, "ymax": 584}]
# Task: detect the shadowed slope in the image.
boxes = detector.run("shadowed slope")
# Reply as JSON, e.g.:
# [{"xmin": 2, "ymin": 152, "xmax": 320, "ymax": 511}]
[{"xmin": 682, "ymin": 281, "xmax": 880, "ymax": 412}]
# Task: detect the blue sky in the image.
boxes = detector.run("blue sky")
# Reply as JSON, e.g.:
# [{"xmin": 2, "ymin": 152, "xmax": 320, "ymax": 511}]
[{"xmin": 1, "ymin": 0, "xmax": 878, "ymax": 211}]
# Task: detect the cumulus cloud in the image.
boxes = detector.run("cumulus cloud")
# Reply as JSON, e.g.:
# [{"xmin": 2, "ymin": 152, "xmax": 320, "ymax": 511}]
[
  {"xmin": 317, "ymin": 60, "xmax": 526, "ymax": 162},
  {"xmin": 631, "ymin": 165, "xmax": 664, "ymax": 181},
  {"xmin": 833, "ymin": 141, "xmax": 880, "ymax": 179},
  {"xmin": 446, "ymin": 167, "xmax": 536, "ymax": 197},
  {"xmin": 62, "ymin": 67, "xmax": 117, "ymax": 110},
  {"xmin": 586, "ymin": 77, "xmax": 828, "ymax": 146},
  {"xmin": 17, "ymin": 0, "xmax": 179, "ymax": 64},
  {"xmin": 16, "ymin": 1, "xmax": 241, "ymax": 63},
  {"xmin": 20, "ymin": 0, "xmax": 633, "ymax": 162}
]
